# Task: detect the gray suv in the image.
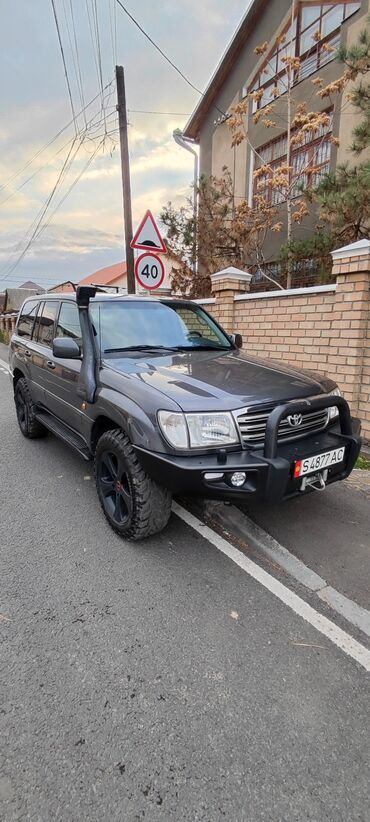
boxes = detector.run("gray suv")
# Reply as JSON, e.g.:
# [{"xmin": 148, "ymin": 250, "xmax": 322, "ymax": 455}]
[{"xmin": 10, "ymin": 286, "xmax": 361, "ymax": 540}]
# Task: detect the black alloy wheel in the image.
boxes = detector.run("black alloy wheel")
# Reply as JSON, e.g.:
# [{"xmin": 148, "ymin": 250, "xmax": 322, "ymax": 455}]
[
  {"xmin": 14, "ymin": 378, "xmax": 46, "ymax": 439},
  {"xmin": 94, "ymin": 429, "xmax": 172, "ymax": 541},
  {"xmin": 97, "ymin": 450, "xmax": 133, "ymax": 526}
]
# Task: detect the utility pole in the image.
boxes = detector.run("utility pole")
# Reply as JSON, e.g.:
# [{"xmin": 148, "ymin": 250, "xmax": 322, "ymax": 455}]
[{"xmin": 116, "ymin": 65, "xmax": 135, "ymax": 293}]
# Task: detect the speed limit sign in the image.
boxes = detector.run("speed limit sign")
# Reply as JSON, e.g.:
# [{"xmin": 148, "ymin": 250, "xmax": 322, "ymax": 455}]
[{"xmin": 134, "ymin": 252, "xmax": 165, "ymax": 290}]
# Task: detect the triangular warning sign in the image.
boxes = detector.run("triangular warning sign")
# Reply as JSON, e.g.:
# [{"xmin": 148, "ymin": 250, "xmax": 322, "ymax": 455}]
[{"xmin": 130, "ymin": 210, "xmax": 167, "ymax": 253}]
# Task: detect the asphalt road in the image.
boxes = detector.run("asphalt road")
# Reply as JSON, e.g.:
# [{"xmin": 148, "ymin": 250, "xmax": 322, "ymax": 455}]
[{"xmin": 1, "ymin": 367, "xmax": 370, "ymax": 822}]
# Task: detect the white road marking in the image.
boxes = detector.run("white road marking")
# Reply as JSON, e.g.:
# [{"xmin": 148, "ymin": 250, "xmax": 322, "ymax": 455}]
[
  {"xmin": 0, "ymin": 357, "xmax": 10, "ymax": 374},
  {"xmin": 173, "ymin": 502, "xmax": 370, "ymax": 673},
  {"xmin": 208, "ymin": 503, "xmax": 370, "ymax": 639}
]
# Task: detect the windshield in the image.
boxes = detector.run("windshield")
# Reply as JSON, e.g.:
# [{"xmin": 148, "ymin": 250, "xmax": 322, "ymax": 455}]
[{"xmin": 89, "ymin": 300, "xmax": 232, "ymax": 354}]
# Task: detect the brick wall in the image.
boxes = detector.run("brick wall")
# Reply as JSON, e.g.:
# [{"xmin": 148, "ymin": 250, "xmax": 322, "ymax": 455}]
[
  {"xmin": 233, "ymin": 287, "xmax": 337, "ymax": 372},
  {"xmin": 200, "ymin": 242, "xmax": 370, "ymax": 442},
  {"xmin": 361, "ymin": 300, "xmax": 370, "ymax": 439}
]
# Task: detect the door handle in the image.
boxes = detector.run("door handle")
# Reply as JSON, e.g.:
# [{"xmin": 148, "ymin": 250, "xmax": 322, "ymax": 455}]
[
  {"xmin": 25, "ymin": 350, "xmax": 31, "ymax": 357},
  {"xmin": 46, "ymin": 361, "xmax": 56, "ymax": 370}
]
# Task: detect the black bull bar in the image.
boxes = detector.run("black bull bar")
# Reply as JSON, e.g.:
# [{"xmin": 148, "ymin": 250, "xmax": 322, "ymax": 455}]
[{"xmin": 264, "ymin": 395, "xmax": 355, "ymax": 460}]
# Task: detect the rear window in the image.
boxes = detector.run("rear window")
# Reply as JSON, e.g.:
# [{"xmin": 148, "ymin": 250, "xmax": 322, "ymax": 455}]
[
  {"xmin": 17, "ymin": 301, "xmax": 39, "ymax": 339},
  {"xmin": 35, "ymin": 301, "xmax": 59, "ymax": 347}
]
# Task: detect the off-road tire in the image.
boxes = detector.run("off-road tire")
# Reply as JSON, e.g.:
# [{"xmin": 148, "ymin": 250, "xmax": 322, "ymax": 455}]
[
  {"xmin": 94, "ymin": 428, "xmax": 172, "ymax": 541},
  {"xmin": 14, "ymin": 378, "xmax": 47, "ymax": 439}
]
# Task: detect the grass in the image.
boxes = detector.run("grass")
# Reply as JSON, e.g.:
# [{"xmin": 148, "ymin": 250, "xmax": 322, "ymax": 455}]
[{"xmin": 356, "ymin": 455, "xmax": 370, "ymax": 470}]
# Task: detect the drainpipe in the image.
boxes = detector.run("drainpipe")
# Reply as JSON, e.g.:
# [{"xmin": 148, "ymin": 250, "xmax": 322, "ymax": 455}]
[{"xmin": 173, "ymin": 129, "xmax": 199, "ymax": 273}]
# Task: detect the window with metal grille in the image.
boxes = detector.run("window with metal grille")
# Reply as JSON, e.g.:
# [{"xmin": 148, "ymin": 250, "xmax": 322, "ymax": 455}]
[
  {"xmin": 246, "ymin": 2, "xmax": 361, "ymax": 110},
  {"xmin": 253, "ymin": 110, "xmax": 333, "ymax": 204}
]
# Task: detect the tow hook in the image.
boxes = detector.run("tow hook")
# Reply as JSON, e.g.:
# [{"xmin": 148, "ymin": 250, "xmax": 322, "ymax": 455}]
[{"xmin": 300, "ymin": 469, "xmax": 328, "ymax": 492}]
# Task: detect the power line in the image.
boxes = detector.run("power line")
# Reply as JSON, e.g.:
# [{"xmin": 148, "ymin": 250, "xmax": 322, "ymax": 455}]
[
  {"xmin": 0, "ymin": 108, "xmax": 117, "ymax": 208},
  {"xmin": 50, "ymin": 0, "xmax": 78, "ymax": 133},
  {"xmin": 0, "ymin": 129, "xmax": 117, "ymax": 283},
  {"xmin": 109, "ymin": 0, "xmax": 118, "ymax": 66},
  {"xmin": 0, "ymin": 81, "xmax": 113, "ymax": 194},
  {"xmin": 85, "ymin": 0, "xmax": 105, "ymax": 116},
  {"xmin": 128, "ymin": 109, "xmax": 191, "ymax": 116},
  {"xmin": 0, "ymin": 137, "xmax": 83, "ymax": 280},
  {"xmin": 63, "ymin": 0, "xmax": 88, "ymax": 126},
  {"xmin": 114, "ymin": 0, "xmax": 204, "ymax": 96}
]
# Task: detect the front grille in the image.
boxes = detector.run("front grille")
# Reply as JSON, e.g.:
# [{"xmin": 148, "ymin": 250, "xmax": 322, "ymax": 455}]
[{"xmin": 236, "ymin": 405, "xmax": 329, "ymax": 448}]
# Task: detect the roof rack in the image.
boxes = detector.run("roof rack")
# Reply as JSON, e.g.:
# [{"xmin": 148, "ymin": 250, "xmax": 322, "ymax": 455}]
[{"xmin": 86, "ymin": 283, "xmax": 127, "ymax": 294}]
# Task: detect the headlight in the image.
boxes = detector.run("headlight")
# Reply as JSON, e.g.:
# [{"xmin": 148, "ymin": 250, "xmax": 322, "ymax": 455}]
[
  {"xmin": 158, "ymin": 410, "xmax": 239, "ymax": 449},
  {"xmin": 328, "ymin": 387, "xmax": 341, "ymax": 420},
  {"xmin": 186, "ymin": 412, "xmax": 239, "ymax": 447}
]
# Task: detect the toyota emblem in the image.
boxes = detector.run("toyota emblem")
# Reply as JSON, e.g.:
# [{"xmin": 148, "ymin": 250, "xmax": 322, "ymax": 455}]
[{"xmin": 287, "ymin": 413, "xmax": 303, "ymax": 428}]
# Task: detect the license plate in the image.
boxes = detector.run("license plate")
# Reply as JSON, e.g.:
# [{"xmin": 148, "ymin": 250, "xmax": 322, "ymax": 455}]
[{"xmin": 294, "ymin": 447, "xmax": 345, "ymax": 478}]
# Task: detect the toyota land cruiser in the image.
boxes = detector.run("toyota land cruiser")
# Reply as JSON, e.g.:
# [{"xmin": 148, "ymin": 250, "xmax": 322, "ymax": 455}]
[{"xmin": 9, "ymin": 286, "xmax": 361, "ymax": 540}]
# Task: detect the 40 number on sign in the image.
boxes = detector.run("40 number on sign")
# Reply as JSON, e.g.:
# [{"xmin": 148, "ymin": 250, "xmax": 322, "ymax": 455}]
[{"xmin": 135, "ymin": 252, "xmax": 165, "ymax": 290}]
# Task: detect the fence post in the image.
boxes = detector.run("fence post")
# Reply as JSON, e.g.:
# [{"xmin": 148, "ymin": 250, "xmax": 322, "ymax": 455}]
[
  {"xmin": 210, "ymin": 267, "xmax": 252, "ymax": 334},
  {"xmin": 330, "ymin": 239, "xmax": 370, "ymax": 417}
]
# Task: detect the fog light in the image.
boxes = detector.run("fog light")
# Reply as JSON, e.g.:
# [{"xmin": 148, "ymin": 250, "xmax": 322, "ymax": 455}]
[{"xmin": 230, "ymin": 471, "xmax": 247, "ymax": 487}]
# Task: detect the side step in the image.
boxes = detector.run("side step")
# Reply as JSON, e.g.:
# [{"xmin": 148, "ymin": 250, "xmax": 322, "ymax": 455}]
[{"xmin": 35, "ymin": 411, "xmax": 91, "ymax": 461}]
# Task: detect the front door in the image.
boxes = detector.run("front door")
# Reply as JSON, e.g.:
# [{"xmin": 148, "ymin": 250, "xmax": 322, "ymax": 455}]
[{"xmin": 47, "ymin": 300, "xmax": 84, "ymax": 432}]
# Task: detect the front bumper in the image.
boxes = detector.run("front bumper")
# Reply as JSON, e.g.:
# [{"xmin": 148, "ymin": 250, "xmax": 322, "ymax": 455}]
[{"xmin": 135, "ymin": 397, "xmax": 362, "ymax": 504}]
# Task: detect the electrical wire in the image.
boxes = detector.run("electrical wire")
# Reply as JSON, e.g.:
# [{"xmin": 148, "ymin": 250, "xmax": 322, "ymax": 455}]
[
  {"xmin": 0, "ymin": 124, "xmax": 117, "ymax": 283},
  {"xmin": 128, "ymin": 109, "xmax": 191, "ymax": 116},
  {"xmin": 109, "ymin": 0, "xmax": 118, "ymax": 67},
  {"xmin": 93, "ymin": 0, "xmax": 105, "ymax": 101},
  {"xmin": 0, "ymin": 106, "xmax": 117, "ymax": 208},
  {"xmin": 0, "ymin": 136, "xmax": 84, "ymax": 279},
  {"xmin": 114, "ymin": 0, "xmax": 204, "ymax": 96},
  {"xmin": 85, "ymin": 0, "xmax": 105, "ymax": 116},
  {"xmin": 50, "ymin": 0, "xmax": 78, "ymax": 134},
  {"xmin": 60, "ymin": 0, "xmax": 85, "ymax": 121},
  {"xmin": 67, "ymin": 0, "xmax": 88, "ymax": 126},
  {"xmin": 0, "ymin": 81, "xmax": 113, "ymax": 194}
]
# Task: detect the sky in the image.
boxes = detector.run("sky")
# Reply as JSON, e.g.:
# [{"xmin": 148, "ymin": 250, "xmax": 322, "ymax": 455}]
[{"xmin": 0, "ymin": 0, "xmax": 249, "ymax": 290}]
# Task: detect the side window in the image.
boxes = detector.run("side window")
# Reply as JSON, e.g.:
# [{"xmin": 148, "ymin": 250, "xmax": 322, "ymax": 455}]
[
  {"xmin": 36, "ymin": 301, "xmax": 59, "ymax": 347},
  {"xmin": 56, "ymin": 302, "xmax": 82, "ymax": 349},
  {"xmin": 17, "ymin": 301, "xmax": 39, "ymax": 339}
]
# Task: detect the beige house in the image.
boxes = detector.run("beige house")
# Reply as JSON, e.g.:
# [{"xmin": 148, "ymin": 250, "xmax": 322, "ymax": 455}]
[{"xmin": 183, "ymin": 0, "xmax": 370, "ymax": 279}]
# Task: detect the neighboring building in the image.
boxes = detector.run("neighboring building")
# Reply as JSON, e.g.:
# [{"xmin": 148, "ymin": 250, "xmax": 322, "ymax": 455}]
[
  {"xmin": 3, "ymin": 287, "xmax": 43, "ymax": 312},
  {"xmin": 183, "ymin": 0, "xmax": 369, "ymax": 280},
  {"xmin": 18, "ymin": 280, "xmax": 44, "ymax": 291},
  {"xmin": 49, "ymin": 252, "xmax": 183, "ymax": 294}
]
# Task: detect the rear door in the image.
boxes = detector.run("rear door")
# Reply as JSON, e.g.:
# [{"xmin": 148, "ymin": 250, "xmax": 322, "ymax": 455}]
[{"xmin": 32, "ymin": 299, "xmax": 60, "ymax": 412}]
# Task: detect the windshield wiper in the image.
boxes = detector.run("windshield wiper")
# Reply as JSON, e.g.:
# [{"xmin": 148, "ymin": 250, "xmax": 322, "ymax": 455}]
[
  {"xmin": 104, "ymin": 344, "xmax": 232, "ymax": 354},
  {"xmin": 103, "ymin": 345, "xmax": 180, "ymax": 353}
]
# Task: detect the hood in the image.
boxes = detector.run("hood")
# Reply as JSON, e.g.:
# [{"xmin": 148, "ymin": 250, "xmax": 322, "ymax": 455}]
[{"xmin": 102, "ymin": 349, "xmax": 335, "ymax": 413}]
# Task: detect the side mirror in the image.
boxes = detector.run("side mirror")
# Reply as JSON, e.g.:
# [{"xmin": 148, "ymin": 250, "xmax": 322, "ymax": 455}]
[
  {"xmin": 53, "ymin": 337, "xmax": 81, "ymax": 359},
  {"xmin": 230, "ymin": 333, "xmax": 243, "ymax": 349}
]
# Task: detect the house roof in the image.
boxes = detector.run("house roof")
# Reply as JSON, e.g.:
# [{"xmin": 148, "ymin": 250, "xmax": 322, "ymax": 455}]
[
  {"xmin": 79, "ymin": 261, "xmax": 128, "ymax": 286},
  {"xmin": 19, "ymin": 280, "xmax": 44, "ymax": 291},
  {"xmin": 183, "ymin": 0, "xmax": 265, "ymax": 140}
]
